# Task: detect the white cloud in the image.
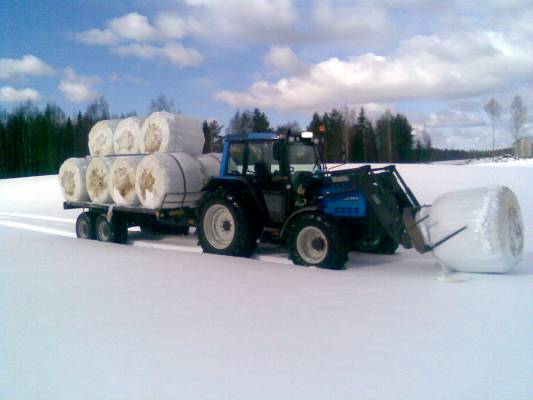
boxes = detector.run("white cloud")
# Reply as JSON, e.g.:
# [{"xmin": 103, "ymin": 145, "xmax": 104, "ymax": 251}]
[
  {"xmin": 108, "ymin": 72, "xmax": 147, "ymax": 86},
  {"xmin": 154, "ymin": 12, "xmax": 203, "ymax": 39},
  {"xmin": 216, "ymin": 30, "xmax": 533, "ymax": 111},
  {"xmin": 74, "ymin": 28, "xmax": 119, "ymax": 46},
  {"xmin": 0, "ymin": 55, "xmax": 55, "ymax": 81},
  {"xmin": 427, "ymin": 109, "xmax": 485, "ymax": 128},
  {"xmin": 58, "ymin": 68, "xmax": 101, "ymax": 103},
  {"xmin": 0, "ymin": 86, "xmax": 40, "ymax": 102},
  {"xmin": 265, "ymin": 46, "xmax": 308, "ymax": 76},
  {"xmin": 188, "ymin": 0, "xmax": 297, "ymax": 43},
  {"xmin": 312, "ymin": 1, "xmax": 390, "ymax": 42},
  {"xmin": 108, "ymin": 12, "xmax": 157, "ymax": 42},
  {"xmin": 74, "ymin": 11, "xmax": 203, "ymax": 45},
  {"xmin": 113, "ymin": 42, "xmax": 203, "ymax": 67}
]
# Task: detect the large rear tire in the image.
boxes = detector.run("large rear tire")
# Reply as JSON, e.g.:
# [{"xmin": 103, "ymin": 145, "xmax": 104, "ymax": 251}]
[
  {"xmin": 197, "ymin": 190, "xmax": 257, "ymax": 257},
  {"xmin": 288, "ymin": 213, "xmax": 348, "ymax": 270}
]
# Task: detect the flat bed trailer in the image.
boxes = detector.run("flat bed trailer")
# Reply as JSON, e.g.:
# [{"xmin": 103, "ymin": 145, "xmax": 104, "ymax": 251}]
[{"xmin": 64, "ymin": 199, "xmax": 195, "ymax": 243}]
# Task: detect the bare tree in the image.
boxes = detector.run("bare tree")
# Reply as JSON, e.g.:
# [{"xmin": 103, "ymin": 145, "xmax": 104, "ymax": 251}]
[
  {"xmin": 149, "ymin": 94, "xmax": 176, "ymax": 113},
  {"xmin": 510, "ymin": 95, "xmax": 527, "ymax": 143},
  {"xmin": 484, "ymin": 97, "xmax": 501, "ymax": 161}
]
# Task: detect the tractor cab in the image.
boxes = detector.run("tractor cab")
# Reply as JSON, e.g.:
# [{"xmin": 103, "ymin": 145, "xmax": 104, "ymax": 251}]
[{"xmin": 217, "ymin": 131, "xmax": 323, "ymax": 224}]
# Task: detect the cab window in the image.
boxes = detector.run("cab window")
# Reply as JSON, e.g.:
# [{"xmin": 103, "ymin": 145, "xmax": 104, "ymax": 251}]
[{"xmin": 227, "ymin": 143, "xmax": 245, "ymax": 174}]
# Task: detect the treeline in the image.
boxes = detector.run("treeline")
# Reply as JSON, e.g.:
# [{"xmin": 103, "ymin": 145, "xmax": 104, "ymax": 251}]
[
  {"xmin": 0, "ymin": 99, "xmax": 513, "ymax": 179},
  {"xmin": 0, "ymin": 98, "xmax": 119, "ymax": 179},
  {"xmin": 226, "ymin": 107, "xmax": 422, "ymax": 163}
]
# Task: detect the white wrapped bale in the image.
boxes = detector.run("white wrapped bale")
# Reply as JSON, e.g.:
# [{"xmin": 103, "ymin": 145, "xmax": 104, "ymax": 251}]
[
  {"xmin": 140, "ymin": 112, "xmax": 204, "ymax": 155},
  {"xmin": 86, "ymin": 157, "xmax": 116, "ymax": 204},
  {"xmin": 135, "ymin": 152, "xmax": 203, "ymax": 209},
  {"xmin": 195, "ymin": 153, "xmax": 222, "ymax": 185},
  {"xmin": 108, "ymin": 156, "xmax": 144, "ymax": 206},
  {"xmin": 420, "ymin": 185, "xmax": 524, "ymax": 273},
  {"xmin": 89, "ymin": 119, "xmax": 121, "ymax": 156},
  {"xmin": 58, "ymin": 158, "xmax": 90, "ymax": 201},
  {"xmin": 113, "ymin": 117, "xmax": 144, "ymax": 154}
]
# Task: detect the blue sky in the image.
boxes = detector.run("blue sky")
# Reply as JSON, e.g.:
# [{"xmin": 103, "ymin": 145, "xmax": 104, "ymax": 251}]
[{"xmin": 1, "ymin": 0, "xmax": 532, "ymax": 149}]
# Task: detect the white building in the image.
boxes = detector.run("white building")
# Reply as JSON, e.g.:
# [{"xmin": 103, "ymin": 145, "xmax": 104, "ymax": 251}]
[{"xmin": 513, "ymin": 137, "xmax": 533, "ymax": 158}]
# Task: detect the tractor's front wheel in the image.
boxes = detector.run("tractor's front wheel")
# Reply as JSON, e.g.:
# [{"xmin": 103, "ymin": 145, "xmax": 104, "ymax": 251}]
[
  {"xmin": 353, "ymin": 233, "xmax": 398, "ymax": 255},
  {"xmin": 197, "ymin": 191, "xmax": 257, "ymax": 257},
  {"xmin": 288, "ymin": 214, "xmax": 348, "ymax": 270}
]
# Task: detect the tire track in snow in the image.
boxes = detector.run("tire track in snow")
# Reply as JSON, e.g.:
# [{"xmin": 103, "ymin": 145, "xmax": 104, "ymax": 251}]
[
  {"xmin": 0, "ymin": 214, "xmax": 291, "ymax": 264},
  {"xmin": 0, "ymin": 211, "xmax": 76, "ymax": 224}
]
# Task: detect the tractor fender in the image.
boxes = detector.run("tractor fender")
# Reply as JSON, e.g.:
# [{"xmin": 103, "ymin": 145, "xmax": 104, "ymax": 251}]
[
  {"xmin": 280, "ymin": 206, "xmax": 320, "ymax": 240},
  {"xmin": 201, "ymin": 177, "xmax": 268, "ymax": 223},
  {"xmin": 201, "ymin": 176, "xmax": 249, "ymax": 193}
]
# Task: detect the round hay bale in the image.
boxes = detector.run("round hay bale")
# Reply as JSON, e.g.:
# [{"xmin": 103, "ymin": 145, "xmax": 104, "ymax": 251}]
[
  {"xmin": 88, "ymin": 119, "xmax": 121, "ymax": 156},
  {"xmin": 108, "ymin": 155, "xmax": 144, "ymax": 206},
  {"xmin": 113, "ymin": 117, "xmax": 144, "ymax": 154},
  {"xmin": 140, "ymin": 112, "xmax": 204, "ymax": 155},
  {"xmin": 419, "ymin": 185, "xmax": 524, "ymax": 273},
  {"xmin": 135, "ymin": 152, "xmax": 203, "ymax": 209},
  {"xmin": 58, "ymin": 157, "xmax": 90, "ymax": 201},
  {"xmin": 86, "ymin": 157, "xmax": 115, "ymax": 203},
  {"xmin": 195, "ymin": 153, "xmax": 222, "ymax": 185}
]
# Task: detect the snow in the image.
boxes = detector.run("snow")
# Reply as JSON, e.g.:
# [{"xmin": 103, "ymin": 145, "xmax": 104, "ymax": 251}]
[{"xmin": 1, "ymin": 161, "xmax": 532, "ymax": 399}]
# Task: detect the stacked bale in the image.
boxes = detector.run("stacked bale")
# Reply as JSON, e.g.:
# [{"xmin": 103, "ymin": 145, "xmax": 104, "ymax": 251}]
[
  {"xmin": 86, "ymin": 157, "xmax": 116, "ymax": 203},
  {"xmin": 113, "ymin": 117, "xmax": 144, "ymax": 154},
  {"xmin": 135, "ymin": 152, "xmax": 203, "ymax": 209},
  {"xmin": 58, "ymin": 158, "xmax": 90, "ymax": 201},
  {"xmin": 195, "ymin": 153, "xmax": 222, "ymax": 185},
  {"xmin": 140, "ymin": 112, "xmax": 204, "ymax": 155},
  {"xmin": 88, "ymin": 119, "xmax": 121, "ymax": 156},
  {"xmin": 59, "ymin": 112, "xmax": 214, "ymax": 210},
  {"xmin": 108, "ymin": 155, "xmax": 144, "ymax": 206}
]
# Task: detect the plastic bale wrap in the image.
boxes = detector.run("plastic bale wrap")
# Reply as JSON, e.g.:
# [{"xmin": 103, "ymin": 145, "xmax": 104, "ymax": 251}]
[
  {"xmin": 135, "ymin": 152, "xmax": 203, "ymax": 209},
  {"xmin": 88, "ymin": 119, "xmax": 121, "ymax": 156},
  {"xmin": 140, "ymin": 112, "xmax": 204, "ymax": 155},
  {"xmin": 195, "ymin": 153, "xmax": 222, "ymax": 185},
  {"xmin": 108, "ymin": 155, "xmax": 145, "ymax": 206},
  {"xmin": 86, "ymin": 157, "xmax": 116, "ymax": 203},
  {"xmin": 58, "ymin": 158, "xmax": 90, "ymax": 201},
  {"xmin": 419, "ymin": 185, "xmax": 524, "ymax": 273},
  {"xmin": 113, "ymin": 117, "xmax": 144, "ymax": 154}
]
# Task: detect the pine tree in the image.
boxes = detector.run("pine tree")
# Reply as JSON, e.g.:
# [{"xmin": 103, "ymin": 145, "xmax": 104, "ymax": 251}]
[
  {"xmin": 202, "ymin": 119, "xmax": 223, "ymax": 153},
  {"xmin": 391, "ymin": 114, "xmax": 414, "ymax": 162},
  {"xmin": 322, "ymin": 109, "xmax": 344, "ymax": 162},
  {"xmin": 307, "ymin": 112, "xmax": 322, "ymax": 135},
  {"xmin": 252, "ymin": 108, "xmax": 272, "ymax": 132},
  {"xmin": 376, "ymin": 111, "xmax": 393, "ymax": 162}
]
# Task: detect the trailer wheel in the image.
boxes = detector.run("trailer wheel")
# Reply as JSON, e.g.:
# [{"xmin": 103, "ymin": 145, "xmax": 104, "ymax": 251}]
[
  {"xmin": 95, "ymin": 214, "xmax": 127, "ymax": 244},
  {"xmin": 353, "ymin": 233, "xmax": 398, "ymax": 255},
  {"xmin": 197, "ymin": 190, "xmax": 257, "ymax": 257},
  {"xmin": 76, "ymin": 212, "xmax": 95, "ymax": 240},
  {"xmin": 288, "ymin": 214, "xmax": 348, "ymax": 270}
]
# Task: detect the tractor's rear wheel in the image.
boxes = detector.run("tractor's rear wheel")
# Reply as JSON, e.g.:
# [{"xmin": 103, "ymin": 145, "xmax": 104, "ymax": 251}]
[
  {"xmin": 288, "ymin": 214, "xmax": 348, "ymax": 269},
  {"xmin": 353, "ymin": 233, "xmax": 398, "ymax": 255},
  {"xmin": 197, "ymin": 190, "xmax": 258, "ymax": 257}
]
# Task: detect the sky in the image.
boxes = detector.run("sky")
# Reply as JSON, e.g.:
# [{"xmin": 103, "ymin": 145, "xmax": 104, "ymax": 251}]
[{"xmin": 1, "ymin": 0, "xmax": 532, "ymax": 150}]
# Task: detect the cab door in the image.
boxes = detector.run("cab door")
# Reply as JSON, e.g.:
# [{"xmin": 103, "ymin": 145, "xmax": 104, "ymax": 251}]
[{"xmin": 246, "ymin": 141, "xmax": 289, "ymax": 225}]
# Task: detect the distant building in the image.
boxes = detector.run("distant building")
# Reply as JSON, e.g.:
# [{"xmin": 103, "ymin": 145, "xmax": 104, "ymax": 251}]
[{"xmin": 513, "ymin": 137, "xmax": 533, "ymax": 158}]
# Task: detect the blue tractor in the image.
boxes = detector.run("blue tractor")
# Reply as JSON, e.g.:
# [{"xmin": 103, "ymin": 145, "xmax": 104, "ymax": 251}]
[{"xmin": 196, "ymin": 131, "xmax": 456, "ymax": 269}]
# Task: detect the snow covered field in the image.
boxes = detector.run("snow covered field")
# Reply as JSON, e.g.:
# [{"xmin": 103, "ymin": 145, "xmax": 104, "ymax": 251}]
[{"xmin": 1, "ymin": 162, "xmax": 532, "ymax": 399}]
